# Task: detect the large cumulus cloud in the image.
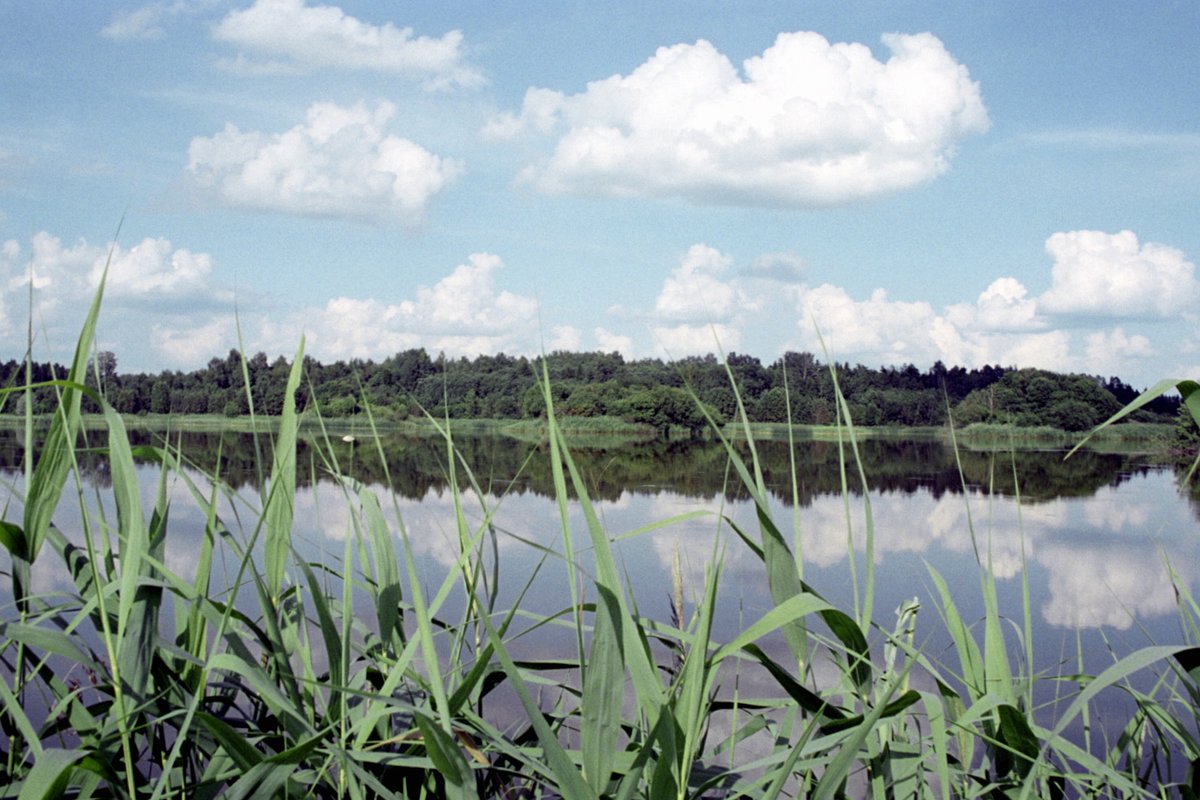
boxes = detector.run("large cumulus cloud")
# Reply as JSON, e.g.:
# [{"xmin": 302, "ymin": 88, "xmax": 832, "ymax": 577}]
[
  {"xmin": 488, "ymin": 31, "xmax": 988, "ymax": 207},
  {"xmin": 1038, "ymin": 230, "xmax": 1199, "ymax": 318}
]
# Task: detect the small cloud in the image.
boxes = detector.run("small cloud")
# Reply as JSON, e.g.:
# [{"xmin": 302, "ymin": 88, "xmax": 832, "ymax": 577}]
[
  {"xmin": 547, "ymin": 325, "xmax": 581, "ymax": 352},
  {"xmin": 493, "ymin": 31, "xmax": 988, "ymax": 207},
  {"xmin": 945, "ymin": 276, "xmax": 1043, "ymax": 333},
  {"xmin": 102, "ymin": 5, "xmax": 169, "ymax": 40},
  {"xmin": 185, "ymin": 100, "xmax": 462, "ymax": 225},
  {"xmin": 594, "ymin": 327, "xmax": 634, "ymax": 358},
  {"xmin": 654, "ymin": 244, "xmax": 743, "ymax": 323},
  {"xmin": 101, "ymin": 2, "xmax": 193, "ymax": 41},
  {"xmin": 652, "ymin": 323, "xmax": 741, "ymax": 358},
  {"xmin": 482, "ymin": 88, "xmax": 565, "ymax": 139},
  {"xmin": 212, "ymin": 0, "xmax": 484, "ymax": 90}
]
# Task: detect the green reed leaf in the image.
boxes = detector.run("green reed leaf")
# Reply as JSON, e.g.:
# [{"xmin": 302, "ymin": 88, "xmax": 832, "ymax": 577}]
[
  {"xmin": 16, "ymin": 748, "xmax": 88, "ymax": 800},
  {"xmin": 415, "ymin": 712, "xmax": 478, "ymax": 800},
  {"xmin": 264, "ymin": 337, "xmax": 304, "ymax": 604}
]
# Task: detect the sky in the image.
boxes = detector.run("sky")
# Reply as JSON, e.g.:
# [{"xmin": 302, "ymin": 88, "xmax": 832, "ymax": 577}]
[{"xmin": 1, "ymin": 1, "xmax": 1199, "ymax": 387}]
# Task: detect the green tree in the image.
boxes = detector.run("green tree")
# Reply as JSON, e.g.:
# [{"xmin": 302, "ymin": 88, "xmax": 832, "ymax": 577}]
[
  {"xmin": 1173, "ymin": 404, "xmax": 1200, "ymax": 451},
  {"xmin": 613, "ymin": 385, "xmax": 717, "ymax": 438},
  {"xmin": 150, "ymin": 380, "xmax": 171, "ymax": 414}
]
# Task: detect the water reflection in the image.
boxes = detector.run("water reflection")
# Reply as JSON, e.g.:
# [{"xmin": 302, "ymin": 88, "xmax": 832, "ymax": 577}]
[
  {"xmin": 0, "ymin": 427, "xmax": 1193, "ymax": 646},
  {"xmin": 0, "ymin": 427, "xmax": 1162, "ymax": 503}
]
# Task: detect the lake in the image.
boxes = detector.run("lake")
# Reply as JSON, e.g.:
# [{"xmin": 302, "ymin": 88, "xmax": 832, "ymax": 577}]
[
  {"xmin": 2, "ymin": 425, "xmax": 1196, "ymax": 793},
  {"xmin": 6, "ymin": 427, "xmax": 1194, "ymax": 670}
]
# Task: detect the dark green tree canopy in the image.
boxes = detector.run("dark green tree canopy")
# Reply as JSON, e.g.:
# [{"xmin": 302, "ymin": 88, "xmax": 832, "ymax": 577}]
[{"xmin": 0, "ymin": 349, "xmax": 1179, "ymax": 432}]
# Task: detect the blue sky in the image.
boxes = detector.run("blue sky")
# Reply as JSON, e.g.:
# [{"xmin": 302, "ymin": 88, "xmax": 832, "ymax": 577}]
[{"xmin": 1, "ymin": 1, "xmax": 1198, "ymax": 387}]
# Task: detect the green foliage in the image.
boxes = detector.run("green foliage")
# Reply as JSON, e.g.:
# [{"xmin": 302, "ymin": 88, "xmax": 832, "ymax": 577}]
[
  {"xmin": 611, "ymin": 383, "xmax": 720, "ymax": 437},
  {"xmin": 1175, "ymin": 403, "xmax": 1200, "ymax": 450},
  {"xmin": 1072, "ymin": 377, "xmax": 1200, "ymax": 484},
  {"xmin": 955, "ymin": 367, "xmax": 1125, "ymax": 431},
  {"xmin": 2, "ymin": 345, "xmax": 1181, "ymax": 435}
]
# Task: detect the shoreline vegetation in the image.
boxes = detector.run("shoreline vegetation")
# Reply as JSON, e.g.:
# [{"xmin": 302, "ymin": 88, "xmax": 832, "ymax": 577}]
[
  {"xmin": 0, "ymin": 412, "xmax": 1180, "ymax": 451},
  {"xmin": 1, "ymin": 277, "xmax": 1198, "ymax": 797},
  {"xmin": 2, "ymin": 345, "xmax": 1182, "ymax": 437}
]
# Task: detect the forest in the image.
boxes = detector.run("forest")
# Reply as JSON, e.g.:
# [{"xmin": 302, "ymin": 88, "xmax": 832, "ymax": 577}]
[{"xmin": 0, "ymin": 347, "xmax": 1180, "ymax": 434}]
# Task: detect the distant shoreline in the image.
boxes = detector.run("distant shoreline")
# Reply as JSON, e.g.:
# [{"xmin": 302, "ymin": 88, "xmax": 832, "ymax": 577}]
[{"xmin": 0, "ymin": 413, "xmax": 1176, "ymax": 451}]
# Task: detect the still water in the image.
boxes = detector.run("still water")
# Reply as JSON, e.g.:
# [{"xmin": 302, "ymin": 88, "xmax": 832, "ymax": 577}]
[{"xmin": 4, "ymin": 429, "xmax": 1197, "ymax": 679}]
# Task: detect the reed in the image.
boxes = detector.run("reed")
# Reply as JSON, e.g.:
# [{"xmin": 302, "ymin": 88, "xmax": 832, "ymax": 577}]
[{"xmin": 0, "ymin": 283, "xmax": 1196, "ymax": 798}]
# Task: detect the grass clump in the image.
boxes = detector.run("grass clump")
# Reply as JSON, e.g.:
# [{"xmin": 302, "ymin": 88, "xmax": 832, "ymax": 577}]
[{"xmin": 0, "ymin": 280, "xmax": 1198, "ymax": 798}]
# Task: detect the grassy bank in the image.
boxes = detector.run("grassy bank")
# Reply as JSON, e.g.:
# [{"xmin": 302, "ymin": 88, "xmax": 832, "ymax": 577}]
[
  {"xmin": 1, "ymin": 412, "xmax": 1177, "ymax": 452},
  {"xmin": 0, "ymin": 284, "xmax": 1197, "ymax": 797},
  {"xmin": 953, "ymin": 420, "xmax": 1175, "ymax": 452}
]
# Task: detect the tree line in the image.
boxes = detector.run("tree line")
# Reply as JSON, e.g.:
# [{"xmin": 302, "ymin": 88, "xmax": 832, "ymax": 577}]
[{"xmin": 0, "ymin": 348, "xmax": 1180, "ymax": 434}]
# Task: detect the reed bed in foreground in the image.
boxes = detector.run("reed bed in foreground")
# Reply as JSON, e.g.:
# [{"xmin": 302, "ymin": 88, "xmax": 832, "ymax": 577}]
[{"xmin": 0, "ymin": 281, "xmax": 1198, "ymax": 798}]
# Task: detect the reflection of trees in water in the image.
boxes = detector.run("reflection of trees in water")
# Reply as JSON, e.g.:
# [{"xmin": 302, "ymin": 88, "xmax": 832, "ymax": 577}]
[
  {"xmin": 0, "ymin": 428, "xmax": 1164, "ymax": 506},
  {"xmin": 0, "ymin": 427, "xmax": 115, "ymax": 488},
  {"xmin": 954, "ymin": 448, "xmax": 1155, "ymax": 502}
]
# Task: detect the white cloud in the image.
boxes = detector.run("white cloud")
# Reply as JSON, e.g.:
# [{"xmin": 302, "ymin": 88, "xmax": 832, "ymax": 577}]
[
  {"xmin": 1083, "ymin": 328, "xmax": 1155, "ymax": 377},
  {"xmin": 547, "ymin": 325, "xmax": 582, "ymax": 352},
  {"xmin": 4, "ymin": 233, "xmax": 222, "ymax": 307},
  {"xmin": 0, "ymin": 231, "xmax": 232, "ymax": 369},
  {"xmin": 640, "ymin": 244, "xmax": 768, "ymax": 358},
  {"xmin": 399, "ymin": 253, "xmax": 535, "ymax": 335},
  {"xmin": 213, "ymin": 0, "xmax": 484, "ymax": 89},
  {"xmin": 792, "ymin": 281, "xmax": 1080, "ymax": 373},
  {"xmin": 797, "ymin": 284, "xmax": 950, "ymax": 364},
  {"xmin": 493, "ymin": 31, "xmax": 988, "ymax": 206},
  {"xmin": 153, "ymin": 316, "xmax": 234, "ymax": 364},
  {"xmin": 652, "ymin": 323, "xmax": 742, "ymax": 357},
  {"xmin": 101, "ymin": 2, "xmax": 189, "ymax": 40},
  {"xmin": 947, "ymin": 277, "xmax": 1043, "ymax": 333},
  {"xmin": 654, "ymin": 243, "xmax": 744, "ymax": 322},
  {"xmin": 4, "ymin": 232, "xmax": 102, "ymax": 319},
  {"xmin": 1038, "ymin": 230, "xmax": 1200, "ymax": 318},
  {"xmin": 278, "ymin": 253, "xmax": 540, "ymax": 361},
  {"xmin": 186, "ymin": 101, "xmax": 462, "ymax": 225},
  {"xmin": 594, "ymin": 327, "xmax": 634, "ymax": 357},
  {"xmin": 988, "ymin": 331, "xmax": 1072, "ymax": 373},
  {"xmin": 94, "ymin": 237, "xmax": 216, "ymax": 300},
  {"xmin": 788, "ymin": 230, "xmax": 1199, "ymax": 377},
  {"xmin": 482, "ymin": 88, "xmax": 565, "ymax": 139}
]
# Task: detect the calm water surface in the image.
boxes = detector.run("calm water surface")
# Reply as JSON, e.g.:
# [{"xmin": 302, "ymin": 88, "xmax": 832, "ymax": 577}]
[{"xmin": 3, "ymin": 429, "xmax": 1196, "ymax": 681}]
